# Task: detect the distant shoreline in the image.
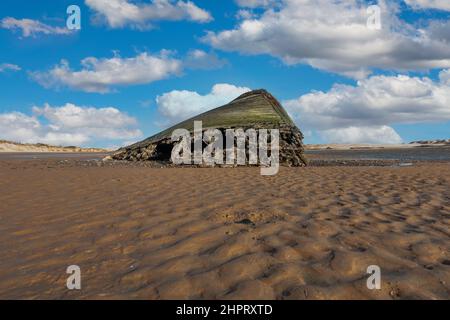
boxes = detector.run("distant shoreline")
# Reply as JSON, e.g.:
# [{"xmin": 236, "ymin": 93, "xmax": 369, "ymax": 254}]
[
  {"xmin": 0, "ymin": 140, "xmax": 108, "ymax": 153},
  {"xmin": 305, "ymin": 140, "xmax": 450, "ymax": 151},
  {"xmin": 1, "ymin": 139, "xmax": 449, "ymax": 153}
]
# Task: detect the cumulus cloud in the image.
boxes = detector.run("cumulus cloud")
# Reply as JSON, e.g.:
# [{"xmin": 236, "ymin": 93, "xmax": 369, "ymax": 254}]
[
  {"xmin": 31, "ymin": 50, "xmax": 229, "ymax": 93},
  {"xmin": 405, "ymin": 0, "xmax": 450, "ymax": 11},
  {"xmin": 320, "ymin": 126, "xmax": 403, "ymax": 144},
  {"xmin": 156, "ymin": 83, "xmax": 251, "ymax": 123},
  {"xmin": 284, "ymin": 71, "xmax": 450, "ymax": 143},
  {"xmin": 154, "ymin": 76, "xmax": 450, "ymax": 144},
  {"xmin": 0, "ymin": 103, "xmax": 142, "ymax": 146},
  {"xmin": 204, "ymin": 0, "xmax": 450, "ymax": 78},
  {"xmin": 85, "ymin": 0, "xmax": 212, "ymax": 29},
  {"xmin": 30, "ymin": 52, "xmax": 182, "ymax": 93},
  {"xmin": 0, "ymin": 63, "xmax": 21, "ymax": 72},
  {"xmin": 1, "ymin": 17, "xmax": 71, "ymax": 37}
]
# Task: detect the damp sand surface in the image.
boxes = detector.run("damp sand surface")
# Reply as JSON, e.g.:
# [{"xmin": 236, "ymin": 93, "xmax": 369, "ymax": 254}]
[{"xmin": 0, "ymin": 157, "xmax": 449, "ymax": 299}]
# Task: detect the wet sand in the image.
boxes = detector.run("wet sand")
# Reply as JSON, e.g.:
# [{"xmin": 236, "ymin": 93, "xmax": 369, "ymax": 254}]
[
  {"xmin": 0, "ymin": 152, "xmax": 108, "ymax": 160},
  {"xmin": 0, "ymin": 157, "xmax": 449, "ymax": 299}
]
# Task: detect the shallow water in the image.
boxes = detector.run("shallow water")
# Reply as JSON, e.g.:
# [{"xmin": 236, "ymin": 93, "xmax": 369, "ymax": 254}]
[{"xmin": 305, "ymin": 147, "xmax": 450, "ymax": 161}]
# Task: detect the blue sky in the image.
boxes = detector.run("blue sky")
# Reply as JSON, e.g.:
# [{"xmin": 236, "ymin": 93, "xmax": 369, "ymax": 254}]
[{"xmin": 0, "ymin": 0, "xmax": 449, "ymax": 147}]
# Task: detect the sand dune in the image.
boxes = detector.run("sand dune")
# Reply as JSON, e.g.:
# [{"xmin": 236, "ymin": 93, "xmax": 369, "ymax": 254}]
[
  {"xmin": 0, "ymin": 140, "xmax": 107, "ymax": 153},
  {"xmin": 0, "ymin": 159, "xmax": 449, "ymax": 299}
]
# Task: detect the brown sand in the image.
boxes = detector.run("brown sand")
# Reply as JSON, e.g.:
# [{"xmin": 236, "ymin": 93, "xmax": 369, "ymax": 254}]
[{"xmin": 0, "ymin": 159, "xmax": 449, "ymax": 299}]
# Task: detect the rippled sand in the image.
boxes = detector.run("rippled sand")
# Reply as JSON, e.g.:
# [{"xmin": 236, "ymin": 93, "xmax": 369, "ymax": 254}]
[{"xmin": 0, "ymin": 159, "xmax": 449, "ymax": 299}]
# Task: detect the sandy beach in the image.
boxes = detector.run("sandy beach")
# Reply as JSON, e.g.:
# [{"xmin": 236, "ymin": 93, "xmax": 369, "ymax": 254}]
[{"xmin": 0, "ymin": 155, "xmax": 449, "ymax": 300}]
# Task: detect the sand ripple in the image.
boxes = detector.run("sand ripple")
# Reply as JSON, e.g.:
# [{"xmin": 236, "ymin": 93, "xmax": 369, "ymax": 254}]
[{"xmin": 0, "ymin": 161, "xmax": 449, "ymax": 299}]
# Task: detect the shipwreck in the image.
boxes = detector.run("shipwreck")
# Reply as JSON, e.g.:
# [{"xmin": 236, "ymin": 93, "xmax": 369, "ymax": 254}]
[{"xmin": 112, "ymin": 89, "xmax": 307, "ymax": 167}]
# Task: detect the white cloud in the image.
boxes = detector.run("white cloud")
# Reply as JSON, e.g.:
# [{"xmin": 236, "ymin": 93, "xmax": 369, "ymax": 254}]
[
  {"xmin": 85, "ymin": 0, "xmax": 212, "ymax": 29},
  {"xmin": 1, "ymin": 17, "xmax": 71, "ymax": 37},
  {"xmin": 284, "ymin": 71, "xmax": 450, "ymax": 144},
  {"xmin": 0, "ymin": 112, "xmax": 45, "ymax": 143},
  {"xmin": 204, "ymin": 0, "xmax": 450, "ymax": 78},
  {"xmin": 405, "ymin": 0, "xmax": 450, "ymax": 11},
  {"xmin": 30, "ymin": 52, "xmax": 182, "ymax": 93},
  {"xmin": 184, "ymin": 49, "xmax": 228, "ymax": 70},
  {"xmin": 320, "ymin": 126, "xmax": 403, "ymax": 144},
  {"xmin": 154, "ymin": 76, "xmax": 450, "ymax": 144},
  {"xmin": 0, "ymin": 103, "xmax": 142, "ymax": 146},
  {"xmin": 31, "ymin": 50, "xmax": 228, "ymax": 93},
  {"xmin": 156, "ymin": 83, "xmax": 251, "ymax": 123},
  {"xmin": 0, "ymin": 63, "xmax": 21, "ymax": 72}
]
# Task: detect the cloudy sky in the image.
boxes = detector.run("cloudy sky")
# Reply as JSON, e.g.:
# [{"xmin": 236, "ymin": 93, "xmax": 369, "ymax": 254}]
[{"xmin": 0, "ymin": 0, "xmax": 449, "ymax": 147}]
